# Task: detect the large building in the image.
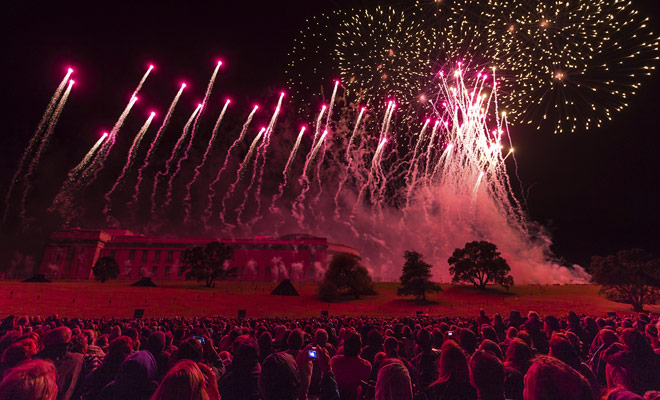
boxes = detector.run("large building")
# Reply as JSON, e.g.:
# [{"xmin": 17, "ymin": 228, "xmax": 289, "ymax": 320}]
[{"xmin": 38, "ymin": 228, "xmax": 360, "ymax": 282}]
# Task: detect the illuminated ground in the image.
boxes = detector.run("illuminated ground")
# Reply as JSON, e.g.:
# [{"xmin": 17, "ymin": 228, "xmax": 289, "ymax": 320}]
[{"xmin": 0, "ymin": 281, "xmax": 654, "ymax": 319}]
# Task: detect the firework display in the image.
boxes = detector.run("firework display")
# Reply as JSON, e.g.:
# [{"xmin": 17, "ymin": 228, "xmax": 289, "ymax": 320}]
[
  {"xmin": 335, "ymin": 5, "xmax": 436, "ymax": 111},
  {"xmin": 287, "ymin": 0, "xmax": 660, "ymax": 133},
  {"xmin": 2, "ymin": 0, "xmax": 659, "ymax": 283}
]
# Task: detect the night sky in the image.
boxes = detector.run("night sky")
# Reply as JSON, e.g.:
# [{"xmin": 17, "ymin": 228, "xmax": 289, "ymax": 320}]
[{"xmin": 2, "ymin": 0, "xmax": 659, "ymax": 268}]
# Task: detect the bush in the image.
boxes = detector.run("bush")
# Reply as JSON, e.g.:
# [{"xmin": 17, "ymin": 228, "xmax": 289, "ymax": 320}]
[
  {"xmin": 92, "ymin": 257, "xmax": 120, "ymax": 283},
  {"xmin": 318, "ymin": 253, "xmax": 375, "ymax": 301},
  {"xmin": 318, "ymin": 280, "xmax": 339, "ymax": 302}
]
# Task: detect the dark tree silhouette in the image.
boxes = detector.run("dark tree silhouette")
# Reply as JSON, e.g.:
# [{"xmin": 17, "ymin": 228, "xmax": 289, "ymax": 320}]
[
  {"xmin": 591, "ymin": 248, "xmax": 660, "ymax": 312},
  {"xmin": 319, "ymin": 253, "xmax": 375, "ymax": 301},
  {"xmin": 448, "ymin": 241, "xmax": 514, "ymax": 290},
  {"xmin": 92, "ymin": 256, "xmax": 120, "ymax": 283},
  {"xmin": 180, "ymin": 242, "xmax": 236, "ymax": 287},
  {"xmin": 398, "ymin": 250, "xmax": 442, "ymax": 301}
]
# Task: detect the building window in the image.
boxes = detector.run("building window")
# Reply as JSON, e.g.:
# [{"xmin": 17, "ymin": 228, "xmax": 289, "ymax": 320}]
[
  {"xmin": 152, "ymin": 266, "xmax": 158, "ymax": 276},
  {"xmin": 167, "ymin": 251, "xmax": 174, "ymax": 262},
  {"xmin": 154, "ymin": 250, "xmax": 161, "ymax": 263},
  {"xmin": 165, "ymin": 266, "xmax": 171, "ymax": 276},
  {"xmin": 129, "ymin": 250, "xmax": 136, "ymax": 260},
  {"xmin": 141, "ymin": 250, "xmax": 148, "ymax": 262}
]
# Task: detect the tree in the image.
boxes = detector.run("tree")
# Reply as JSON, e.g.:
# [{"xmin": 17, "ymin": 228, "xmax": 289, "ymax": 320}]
[
  {"xmin": 590, "ymin": 248, "xmax": 660, "ymax": 312},
  {"xmin": 318, "ymin": 253, "xmax": 375, "ymax": 301},
  {"xmin": 92, "ymin": 256, "xmax": 120, "ymax": 283},
  {"xmin": 448, "ymin": 241, "xmax": 514, "ymax": 290},
  {"xmin": 180, "ymin": 242, "xmax": 236, "ymax": 287},
  {"xmin": 398, "ymin": 250, "xmax": 442, "ymax": 301}
]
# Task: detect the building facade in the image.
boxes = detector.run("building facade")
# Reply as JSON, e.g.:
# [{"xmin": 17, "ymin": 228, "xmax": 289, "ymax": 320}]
[{"xmin": 38, "ymin": 228, "xmax": 360, "ymax": 282}]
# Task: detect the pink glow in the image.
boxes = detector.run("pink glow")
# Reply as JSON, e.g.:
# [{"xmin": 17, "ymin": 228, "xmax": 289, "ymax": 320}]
[
  {"xmin": 148, "ymin": 64, "xmax": 155, "ymax": 70},
  {"xmin": 321, "ymin": 104, "xmax": 327, "ymax": 111},
  {"xmin": 425, "ymin": 118, "xmax": 431, "ymax": 123},
  {"xmin": 280, "ymin": 91, "xmax": 286, "ymax": 97},
  {"xmin": 334, "ymin": 79, "xmax": 340, "ymax": 85},
  {"xmin": 132, "ymin": 96, "xmax": 138, "ymax": 102},
  {"xmin": 197, "ymin": 103, "xmax": 203, "ymax": 108},
  {"xmin": 101, "ymin": 132, "xmax": 109, "ymax": 139},
  {"xmin": 253, "ymin": 105, "xmax": 259, "ymax": 110},
  {"xmin": 69, "ymin": 80, "xmax": 75, "ymax": 86},
  {"xmin": 67, "ymin": 67, "xmax": 74, "ymax": 74},
  {"xmin": 300, "ymin": 126, "xmax": 307, "ymax": 132},
  {"xmin": 181, "ymin": 82, "xmax": 187, "ymax": 89},
  {"xmin": 217, "ymin": 60, "xmax": 223, "ymax": 66},
  {"xmin": 225, "ymin": 99, "xmax": 231, "ymax": 104},
  {"xmin": 150, "ymin": 111, "xmax": 156, "ymax": 117},
  {"xmin": 361, "ymin": 106, "xmax": 366, "ymax": 112}
]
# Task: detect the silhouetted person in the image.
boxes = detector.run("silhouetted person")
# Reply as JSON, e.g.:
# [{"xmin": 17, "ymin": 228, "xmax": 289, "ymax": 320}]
[
  {"xmin": 470, "ymin": 350, "xmax": 506, "ymax": 400},
  {"xmin": 36, "ymin": 326, "xmax": 83, "ymax": 400},
  {"xmin": 426, "ymin": 341, "xmax": 476, "ymax": 400},
  {"xmin": 330, "ymin": 332, "xmax": 371, "ymax": 400},
  {"xmin": 523, "ymin": 355, "xmax": 593, "ymax": 400}
]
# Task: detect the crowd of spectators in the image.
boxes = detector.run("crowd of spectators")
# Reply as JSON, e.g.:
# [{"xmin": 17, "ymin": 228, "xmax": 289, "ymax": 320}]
[{"xmin": 0, "ymin": 309, "xmax": 659, "ymax": 400}]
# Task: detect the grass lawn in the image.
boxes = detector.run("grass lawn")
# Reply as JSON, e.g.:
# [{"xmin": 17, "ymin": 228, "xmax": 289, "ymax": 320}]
[{"xmin": 0, "ymin": 280, "xmax": 656, "ymax": 319}]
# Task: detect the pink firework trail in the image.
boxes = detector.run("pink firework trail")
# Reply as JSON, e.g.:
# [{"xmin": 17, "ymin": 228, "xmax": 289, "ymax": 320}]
[
  {"xmin": 351, "ymin": 102, "xmax": 395, "ymax": 220},
  {"xmin": 132, "ymin": 64, "xmax": 154, "ymax": 96},
  {"xmin": 219, "ymin": 127, "xmax": 265, "ymax": 229},
  {"xmin": 2, "ymin": 68, "xmax": 73, "ymax": 225},
  {"xmin": 402, "ymin": 118, "xmax": 431, "ymax": 213},
  {"xmin": 269, "ymin": 125, "xmax": 306, "ymax": 216},
  {"xmin": 150, "ymin": 105, "xmax": 201, "ymax": 221},
  {"xmin": 187, "ymin": 61, "xmax": 222, "ymax": 153},
  {"xmin": 128, "ymin": 83, "xmax": 186, "ymax": 212},
  {"xmin": 85, "ymin": 65, "xmax": 153, "ymax": 183},
  {"xmin": 158, "ymin": 104, "xmax": 202, "ymax": 215},
  {"xmin": 246, "ymin": 93, "xmax": 285, "ymax": 229},
  {"xmin": 333, "ymin": 106, "xmax": 366, "ymax": 219},
  {"xmin": 183, "ymin": 99, "xmax": 230, "ymax": 225},
  {"xmin": 49, "ymin": 132, "xmax": 108, "ymax": 221},
  {"xmin": 291, "ymin": 105, "xmax": 326, "ymax": 227},
  {"xmin": 310, "ymin": 82, "xmax": 339, "ymax": 221},
  {"xmin": 292, "ymin": 129, "xmax": 328, "ymax": 228},
  {"xmin": 82, "ymin": 94, "xmax": 139, "ymax": 188},
  {"xmin": 19, "ymin": 78, "xmax": 75, "ymax": 224},
  {"xmin": 103, "ymin": 112, "xmax": 156, "ymax": 223},
  {"xmin": 202, "ymin": 105, "xmax": 258, "ymax": 230}
]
